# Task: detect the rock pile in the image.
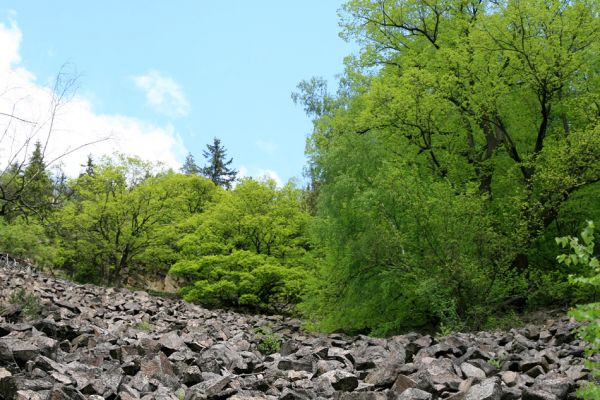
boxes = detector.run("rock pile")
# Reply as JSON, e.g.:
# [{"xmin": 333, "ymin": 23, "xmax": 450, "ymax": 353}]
[{"xmin": 0, "ymin": 262, "xmax": 594, "ymax": 400}]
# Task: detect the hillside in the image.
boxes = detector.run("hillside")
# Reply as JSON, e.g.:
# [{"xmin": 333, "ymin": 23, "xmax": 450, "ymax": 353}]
[{"xmin": 0, "ymin": 258, "xmax": 594, "ymax": 400}]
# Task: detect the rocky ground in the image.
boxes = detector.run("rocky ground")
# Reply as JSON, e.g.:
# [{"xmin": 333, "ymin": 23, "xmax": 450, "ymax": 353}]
[{"xmin": 0, "ymin": 259, "xmax": 595, "ymax": 400}]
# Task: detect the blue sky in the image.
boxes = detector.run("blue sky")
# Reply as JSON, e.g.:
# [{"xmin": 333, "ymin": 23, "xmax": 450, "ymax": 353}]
[{"xmin": 0, "ymin": 2, "xmax": 353, "ymax": 184}]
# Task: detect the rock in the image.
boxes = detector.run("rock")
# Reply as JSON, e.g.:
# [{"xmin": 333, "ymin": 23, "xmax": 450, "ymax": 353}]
[
  {"xmin": 15, "ymin": 390, "xmax": 44, "ymax": 400},
  {"xmin": 0, "ymin": 261, "xmax": 587, "ymax": 400},
  {"xmin": 183, "ymin": 365, "xmax": 203, "ymax": 385},
  {"xmin": 522, "ymin": 388, "xmax": 559, "ymax": 400},
  {"xmin": 502, "ymin": 387, "xmax": 522, "ymax": 400},
  {"xmin": 319, "ymin": 370, "xmax": 359, "ymax": 392},
  {"xmin": 364, "ymin": 362, "xmax": 401, "ymax": 388},
  {"xmin": 525, "ymin": 365, "xmax": 546, "ymax": 378},
  {"xmin": 464, "ymin": 377, "xmax": 501, "ymax": 400},
  {"xmin": 333, "ymin": 392, "xmax": 391, "ymax": 400},
  {"xmin": 277, "ymin": 357, "xmax": 314, "ymax": 373},
  {"xmin": 391, "ymin": 374, "xmax": 417, "ymax": 394},
  {"xmin": 520, "ymin": 357, "xmax": 549, "ymax": 373},
  {"xmin": 532, "ymin": 375, "xmax": 572, "ymax": 399},
  {"xmin": 397, "ymin": 388, "xmax": 433, "ymax": 400},
  {"xmin": 188, "ymin": 376, "xmax": 231, "ymax": 398},
  {"xmin": 280, "ymin": 340, "xmax": 301, "ymax": 356},
  {"xmin": 159, "ymin": 331, "xmax": 186, "ymax": 355},
  {"xmin": 500, "ymin": 371, "xmax": 519, "ymax": 387},
  {"xmin": 279, "ymin": 388, "xmax": 310, "ymax": 400},
  {"xmin": 461, "ymin": 362, "xmax": 486, "ymax": 380}
]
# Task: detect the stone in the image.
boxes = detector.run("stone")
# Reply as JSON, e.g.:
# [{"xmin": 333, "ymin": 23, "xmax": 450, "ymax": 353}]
[
  {"xmin": 364, "ymin": 363, "xmax": 401, "ymax": 388},
  {"xmin": 520, "ymin": 357, "xmax": 549, "ymax": 373},
  {"xmin": 319, "ymin": 370, "xmax": 359, "ymax": 392},
  {"xmin": 15, "ymin": 390, "xmax": 44, "ymax": 400},
  {"xmin": 397, "ymin": 388, "xmax": 433, "ymax": 400},
  {"xmin": 391, "ymin": 374, "xmax": 417, "ymax": 394},
  {"xmin": 277, "ymin": 358, "xmax": 314, "ymax": 373},
  {"xmin": 0, "ymin": 261, "xmax": 588, "ymax": 400},
  {"xmin": 159, "ymin": 331, "xmax": 186, "ymax": 355},
  {"xmin": 532, "ymin": 376, "xmax": 572, "ymax": 399},
  {"xmin": 500, "ymin": 371, "xmax": 519, "ymax": 387},
  {"xmin": 461, "ymin": 362, "xmax": 486, "ymax": 380},
  {"xmin": 522, "ymin": 388, "xmax": 559, "ymax": 400},
  {"xmin": 183, "ymin": 365, "xmax": 203, "ymax": 385},
  {"xmin": 525, "ymin": 365, "xmax": 546, "ymax": 378},
  {"xmin": 189, "ymin": 376, "xmax": 231, "ymax": 398},
  {"xmin": 464, "ymin": 377, "xmax": 501, "ymax": 400},
  {"xmin": 0, "ymin": 367, "xmax": 11, "ymax": 379}
]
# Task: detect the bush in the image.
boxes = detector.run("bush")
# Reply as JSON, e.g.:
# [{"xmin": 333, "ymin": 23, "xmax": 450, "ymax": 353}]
[
  {"xmin": 8, "ymin": 288, "xmax": 41, "ymax": 320},
  {"xmin": 254, "ymin": 326, "xmax": 281, "ymax": 355},
  {"xmin": 556, "ymin": 221, "xmax": 599, "ymax": 398},
  {"xmin": 174, "ymin": 250, "xmax": 309, "ymax": 313},
  {"xmin": 0, "ymin": 218, "xmax": 56, "ymax": 267},
  {"xmin": 136, "ymin": 321, "xmax": 152, "ymax": 331}
]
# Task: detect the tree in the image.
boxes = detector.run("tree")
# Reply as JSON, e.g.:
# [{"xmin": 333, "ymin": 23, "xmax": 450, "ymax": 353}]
[
  {"xmin": 170, "ymin": 179, "xmax": 312, "ymax": 312},
  {"xmin": 52, "ymin": 157, "xmax": 217, "ymax": 286},
  {"xmin": 298, "ymin": 0, "xmax": 600, "ymax": 334},
  {"xmin": 21, "ymin": 141, "xmax": 53, "ymax": 219},
  {"xmin": 81, "ymin": 155, "xmax": 96, "ymax": 177},
  {"xmin": 180, "ymin": 152, "xmax": 200, "ymax": 175},
  {"xmin": 201, "ymin": 138, "xmax": 237, "ymax": 188},
  {"xmin": 1, "ymin": 68, "xmax": 106, "ymax": 221}
]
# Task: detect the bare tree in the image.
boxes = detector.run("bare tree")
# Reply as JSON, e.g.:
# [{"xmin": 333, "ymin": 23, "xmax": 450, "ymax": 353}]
[{"xmin": 0, "ymin": 66, "xmax": 107, "ymax": 219}]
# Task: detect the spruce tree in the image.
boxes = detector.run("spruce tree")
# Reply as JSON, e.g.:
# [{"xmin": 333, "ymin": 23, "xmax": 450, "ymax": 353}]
[
  {"xmin": 201, "ymin": 138, "xmax": 237, "ymax": 188},
  {"xmin": 180, "ymin": 152, "xmax": 200, "ymax": 175},
  {"xmin": 21, "ymin": 141, "xmax": 53, "ymax": 219},
  {"xmin": 82, "ymin": 154, "xmax": 95, "ymax": 177}
]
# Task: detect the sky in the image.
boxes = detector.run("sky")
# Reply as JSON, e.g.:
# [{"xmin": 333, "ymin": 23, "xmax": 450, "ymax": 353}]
[{"xmin": 0, "ymin": 2, "xmax": 354, "ymax": 185}]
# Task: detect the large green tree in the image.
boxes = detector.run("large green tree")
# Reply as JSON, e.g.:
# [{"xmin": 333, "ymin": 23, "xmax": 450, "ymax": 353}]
[
  {"xmin": 170, "ymin": 179, "xmax": 312, "ymax": 313},
  {"xmin": 299, "ymin": 0, "xmax": 600, "ymax": 334},
  {"xmin": 53, "ymin": 156, "xmax": 218, "ymax": 285}
]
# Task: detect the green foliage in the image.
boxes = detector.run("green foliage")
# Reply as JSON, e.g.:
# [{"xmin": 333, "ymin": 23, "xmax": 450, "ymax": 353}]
[
  {"xmin": 135, "ymin": 320, "xmax": 152, "ymax": 332},
  {"xmin": 556, "ymin": 221, "xmax": 599, "ymax": 398},
  {"xmin": 8, "ymin": 288, "xmax": 41, "ymax": 320},
  {"xmin": 254, "ymin": 326, "xmax": 281, "ymax": 355},
  {"xmin": 52, "ymin": 156, "xmax": 219, "ymax": 285},
  {"xmin": 482, "ymin": 312, "xmax": 523, "ymax": 332},
  {"xmin": 170, "ymin": 179, "xmax": 311, "ymax": 313},
  {"xmin": 297, "ymin": 0, "xmax": 600, "ymax": 334},
  {"xmin": 0, "ymin": 141, "xmax": 54, "ymax": 222},
  {"xmin": 0, "ymin": 218, "xmax": 56, "ymax": 267}
]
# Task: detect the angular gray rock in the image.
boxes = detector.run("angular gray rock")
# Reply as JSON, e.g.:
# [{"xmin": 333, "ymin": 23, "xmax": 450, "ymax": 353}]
[{"xmin": 0, "ymin": 260, "xmax": 588, "ymax": 400}]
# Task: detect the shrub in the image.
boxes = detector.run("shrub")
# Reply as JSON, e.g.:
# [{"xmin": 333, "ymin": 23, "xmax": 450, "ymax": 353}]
[
  {"xmin": 254, "ymin": 326, "xmax": 281, "ymax": 355},
  {"xmin": 8, "ymin": 288, "xmax": 41, "ymax": 320},
  {"xmin": 556, "ymin": 221, "xmax": 599, "ymax": 399}
]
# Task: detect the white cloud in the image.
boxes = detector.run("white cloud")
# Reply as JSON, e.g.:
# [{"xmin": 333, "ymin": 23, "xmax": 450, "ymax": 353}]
[
  {"xmin": 257, "ymin": 168, "xmax": 283, "ymax": 186},
  {"xmin": 256, "ymin": 139, "xmax": 277, "ymax": 154},
  {"xmin": 0, "ymin": 20, "xmax": 186, "ymax": 177},
  {"xmin": 236, "ymin": 165, "xmax": 283, "ymax": 187},
  {"xmin": 132, "ymin": 70, "xmax": 190, "ymax": 117}
]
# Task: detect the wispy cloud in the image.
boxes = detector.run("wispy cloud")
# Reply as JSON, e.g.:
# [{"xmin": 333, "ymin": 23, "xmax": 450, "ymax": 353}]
[
  {"xmin": 132, "ymin": 70, "xmax": 190, "ymax": 117},
  {"xmin": 0, "ymin": 21, "xmax": 187, "ymax": 176}
]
